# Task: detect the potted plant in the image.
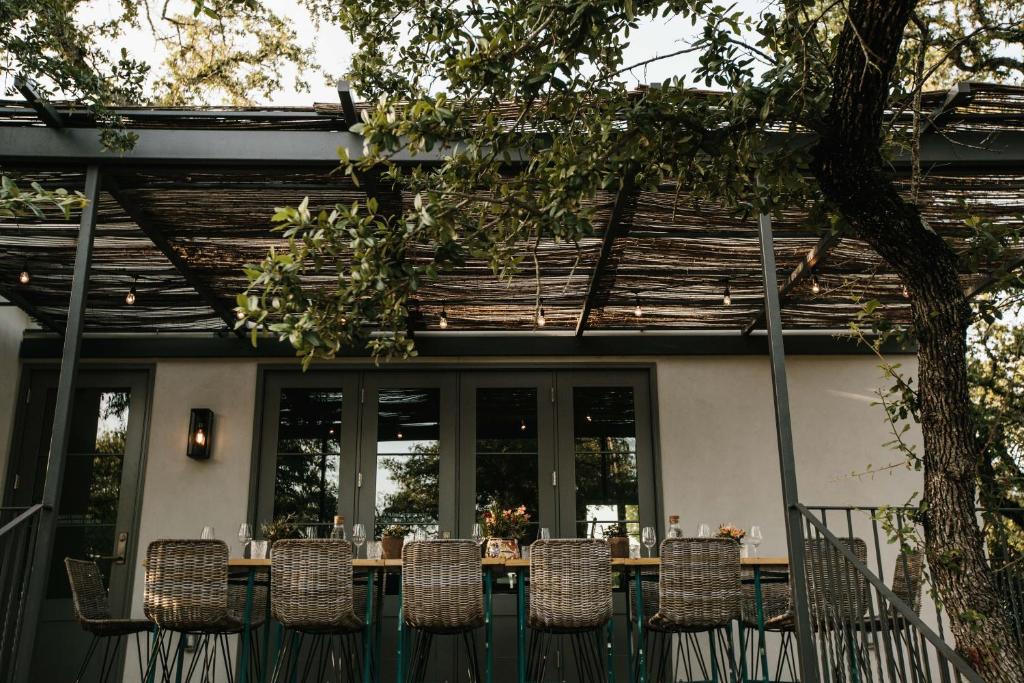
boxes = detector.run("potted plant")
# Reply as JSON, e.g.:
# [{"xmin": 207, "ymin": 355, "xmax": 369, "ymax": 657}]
[
  {"xmin": 259, "ymin": 514, "xmax": 300, "ymax": 552},
  {"xmin": 380, "ymin": 524, "xmax": 410, "ymax": 559},
  {"xmin": 604, "ymin": 522, "xmax": 630, "ymax": 559},
  {"xmin": 481, "ymin": 503, "xmax": 530, "ymax": 559}
]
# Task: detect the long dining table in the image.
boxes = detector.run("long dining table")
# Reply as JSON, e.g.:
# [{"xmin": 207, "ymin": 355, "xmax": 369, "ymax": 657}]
[{"xmin": 226, "ymin": 555, "xmax": 789, "ymax": 683}]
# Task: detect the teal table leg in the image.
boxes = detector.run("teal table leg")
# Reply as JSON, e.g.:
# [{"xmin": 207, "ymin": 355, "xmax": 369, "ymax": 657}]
[
  {"xmin": 485, "ymin": 569, "xmax": 493, "ymax": 683},
  {"xmin": 396, "ymin": 577, "xmax": 405, "ymax": 683},
  {"xmin": 625, "ymin": 569, "xmax": 634, "ymax": 680},
  {"xmin": 260, "ymin": 584, "xmax": 273, "ymax": 683},
  {"xmin": 363, "ymin": 569, "xmax": 376, "ymax": 683},
  {"xmin": 516, "ymin": 568, "xmax": 526, "ymax": 683},
  {"xmin": 239, "ymin": 568, "xmax": 255, "ymax": 683},
  {"xmin": 633, "ymin": 570, "xmax": 646, "ymax": 683},
  {"xmin": 754, "ymin": 567, "xmax": 769, "ymax": 683},
  {"xmin": 606, "ymin": 620, "xmax": 616, "ymax": 683}
]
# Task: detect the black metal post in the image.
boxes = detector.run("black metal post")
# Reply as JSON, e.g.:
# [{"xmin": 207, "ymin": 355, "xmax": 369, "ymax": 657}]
[
  {"xmin": 756, "ymin": 211, "xmax": 820, "ymax": 682},
  {"xmin": 13, "ymin": 165, "xmax": 101, "ymax": 683}
]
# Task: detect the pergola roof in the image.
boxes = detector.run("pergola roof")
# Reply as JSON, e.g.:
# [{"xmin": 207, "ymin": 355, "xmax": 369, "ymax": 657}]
[{"xmin": 1, "ymin": 82, "xmax": 1023, "ymax": 337}]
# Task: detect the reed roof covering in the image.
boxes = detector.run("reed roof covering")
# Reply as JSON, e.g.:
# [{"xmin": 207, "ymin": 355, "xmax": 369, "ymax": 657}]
[{"xmin": 1, "ymin": 83, "xmax": 1022, "ymax": 337}]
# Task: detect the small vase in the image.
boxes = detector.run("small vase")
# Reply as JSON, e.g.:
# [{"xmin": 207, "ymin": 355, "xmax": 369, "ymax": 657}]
[
  {"xmin": 608, "ymin": 536, "xmax": 630, "ymax": 559},
  {"xmin": 485, "ymin": 538, "xmax": 520, "ymax": 560}
]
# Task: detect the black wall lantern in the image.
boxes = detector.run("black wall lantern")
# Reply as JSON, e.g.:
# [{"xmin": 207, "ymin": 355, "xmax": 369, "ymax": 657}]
[{"xmin": 187, "ymin": 409, "xmax": 214, "ymax": 460}]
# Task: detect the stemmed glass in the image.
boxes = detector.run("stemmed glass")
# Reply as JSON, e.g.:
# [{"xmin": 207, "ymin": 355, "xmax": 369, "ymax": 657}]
[
  {"xmin": 697, "ymin": 523, "xmax": 711, "ymax": 538},
  {"xmin": 642, "ymin": 526, "xmax": 657, "ymax": 558},
  {"xmin": 749, "ymin": 525, "xmax": 763, "ymax": 557},
  {"xmin": 471, "ymin": 523, "xmax": 484, "ymax": 547},
  {"xmin": 201, "ymin": 526, "xmax": 215, "ymax": 540},
  {"xmin": 304, "ymin": 525, "xmax": 317, "ymax": 540},
  {"xmin": 352, "ymin": 523, "xmax": 366, "ymax": 558},
  {"xmin": 538, "ymin": 527, "xmax": 551, "ymax": 541},
  {"xmin": 238, "ymin": 523, "xmax": 252, "ymax": 557}
]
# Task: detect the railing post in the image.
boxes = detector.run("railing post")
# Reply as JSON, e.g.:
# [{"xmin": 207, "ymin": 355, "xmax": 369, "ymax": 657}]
[
  {"xmin": 756, "ymin": 211, "xmax": 820, "ymax": 683},
  {"xmin": 13, "ymin": 165, "xmax": 101, "ymax": 683}
]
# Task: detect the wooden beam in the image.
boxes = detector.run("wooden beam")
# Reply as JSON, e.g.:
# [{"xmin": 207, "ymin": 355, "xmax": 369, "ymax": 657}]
[
  {"xmin": 742, "ymin": 228, "xmax": 843, "ymax": 335},
  {"xmin": 14, "ymin": 75, "xmax": 64, "ymax": 129},
  {"xmin": 106, "ymin": 183, "xmax": 243, "ymax": 335},
  {"xmin": 0, "ymin": 287, "xmax": 65, "ymax": 334},
  {"xmin": 575, "ymin": 179, "xmax": 638, "ymax": 336},
  {"xmin": 336, "ymin": 80, "xmax": 359, "ymax": 128}
]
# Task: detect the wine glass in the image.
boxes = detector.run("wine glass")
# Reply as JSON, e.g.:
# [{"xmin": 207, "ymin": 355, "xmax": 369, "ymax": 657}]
[
  {"xmin": 538, "ymin": 527, "xmax": 551, "ymax": 541},
  {"xmin": 471, "ymin": 523, "xmax": 484, "ymax": 547},
  {"xmin": 352, "ymin": 523, "xmax": 366, "ymax": 558},
  {"xmin": 697, "ymin": 523, "xmax": 711, "ymax": 538},
  {"xmin": 304, "ymin": 525, "xmax": 317, "ymax": 539},
  {"xmin": 642, "ymin": 526, "xmax": 657, "ymax": 558},
  {"xmin": 201, "ymin": 526, "xmax": 215, "ymax": 540},
  {"xmin": 238, "ymin": 523, "xmax": 253, "ymax": 557},
  {"xmin": 749, "ymin": 525, "xmax": 763, "ymax": 558}
]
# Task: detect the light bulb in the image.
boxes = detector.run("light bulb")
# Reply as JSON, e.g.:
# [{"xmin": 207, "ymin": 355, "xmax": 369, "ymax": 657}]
[
  {"xmin": 396, "ymin": 431, "xmax": 403, "ymax": 439},
  {"xmin": 236, "ymin": 309, "xmax": 245, "ymax": 320},
  {"xmin": 125, "ymin": 289, "xmax": 136, "ymax": 305},
  {"xmin": 723, "ymin": 284, "xmax": 732, "ymax": 306},
  {"xmin": 537, "ymin": 307, "xmax": 546, "ymax": 327},
  {"xmin": 439, "ymin": 310, "xmax": 449, "ymax": 329},
  {"xmin": 520, "ymin": 418, "xmax": 527, "ymax": 432},
  {"xmin": 811, "ymin": 275, "xmax": 821, "ymax": 295},
  {"xmin": 194, "ymin": 427, "xmax": 206, "ymax": 446},
  {"xmin": 634, "ymin": 298, "xmax": 643, "ymax": 318},
  {"xmin": 18, "ymin": 269, "xmax": 30, "ymax": 285},
  {"xmin": 902, "ymin": 284, "xmax": 910, "ymax": 299}
]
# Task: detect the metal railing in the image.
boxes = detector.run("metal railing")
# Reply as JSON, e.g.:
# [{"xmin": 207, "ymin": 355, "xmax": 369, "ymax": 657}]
[
  {"xmin": 792, "ymin": 505, "xmax": 983, "ymax": 683},
  {"xmin": 0, "ymin": 505, "xmax": 44, "ymax": 683}
]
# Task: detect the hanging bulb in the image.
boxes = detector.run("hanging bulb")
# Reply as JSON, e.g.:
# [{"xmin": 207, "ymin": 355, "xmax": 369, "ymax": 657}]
[
  {"xmin": 902, "ymin": 284, "xmax": 910, "ymax": 299},
  {"xmin": 811, "ymin": 274, "xmax": 821, "ymax": 295},
  {"xmin": 585, "ymin": 414, "xmax": 593, "ymax": 423},
  {"xmin": 520, "ymin": 418, "xmax": 527, "ymax": 432},
  {"xmin": 439, "ymin": 308, "xmax": 449, "ymax": 329},
  {"xmin": 125, "ymin": 275, "xmax": 138, "ymax": 306},
  {"xmin": 18, "ymin": 268, "xmax": 30, "ymax": 285},
  {"xmin": 537, "ymin": 307, "xmax": 546, "ymax": 327},
  {"xmin": 634, "ymin": 294, "xmax": 643, "ymax": 318},
  {"xmin": 723, "ymin": 283, "xmax": 732, "ymax": 306},
  {"xmin": 236, "ymin": 309, "xmax": 245, "ymax": 320},
  {"xmin": 396, "ymin": 430, "xmax": 404, "ymax": 439}
]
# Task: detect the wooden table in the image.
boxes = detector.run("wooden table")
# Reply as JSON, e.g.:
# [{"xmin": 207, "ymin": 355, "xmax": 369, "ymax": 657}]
[{"xmin": 226, "ymin": 555, "xmax": 789, "ymax": 683}]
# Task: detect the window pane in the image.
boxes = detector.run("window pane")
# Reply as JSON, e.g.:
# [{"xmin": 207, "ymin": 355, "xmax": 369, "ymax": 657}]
[
  {"xmin": 375, "ymin": 389, "xmax": 440, "ymax": 536},
  {"xmin": 475, "ymin": 388, "xmax": 539, "ymax": 538},
  {"xmin": 274, "ymin": 389, "xmax": 342, "ymax": 530},
  {"xmin": 51, "ymin": 390, "xmax": 130, "ymax": 598},
  {"xmin": 573, "ymin": 387, "xmax": 640, "ymax": 541}
]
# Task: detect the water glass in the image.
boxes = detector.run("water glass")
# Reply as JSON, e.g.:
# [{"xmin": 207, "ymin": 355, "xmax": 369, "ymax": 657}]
[
  {"xmin": 201, "ymin": 526, "xmax": 215, "ymax": 540},
  {"xmin": 471, "ymin": 523, "xmax": 484, "ymax": 546},
  {"xmin": 366, "ymin": 541, "xmax": 382, "ymax": 560},
  {"xmin": 352, "ymin": 523, "xmax": 366, "ymax": 557},
  {"xmin": 749, "ymin": 525, "xmax": 763, "ymax": 557},
  {"xmin": 538, "ymin": 527, "xmax": 551, "ymax": 541},
  {"xmin": 697, "ymin": 523, "xmax": 711, "ymax": 538},
  {"xmin": 642, "ymin": 526, "xmax": 657, "ymax": 557},
  {"xmin": 250, "ymin": 540, "xmax": 269, "ymax": 559},
  {"xmin": 304, "ymin": 525, "xmax": 317, "ymax": 539}
]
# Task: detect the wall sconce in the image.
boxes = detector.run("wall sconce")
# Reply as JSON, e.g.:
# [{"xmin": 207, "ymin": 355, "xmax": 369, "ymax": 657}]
[{"xmin": 187, "ymin": 409, "xmax": 214, "ymax": 460}]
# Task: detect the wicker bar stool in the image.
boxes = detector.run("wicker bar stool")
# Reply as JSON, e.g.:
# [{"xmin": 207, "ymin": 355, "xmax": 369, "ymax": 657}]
[
  {"xmin": 65, "ymin": 558, "xmax": 153, "ymax": 683},
  {"xmin": 270, "ymin": 539, "xmax": 364, "ymax": 683},
  {"xmin": 637, "ymin": 538, "xmax": 741, "ymax": 683},
  {"xmin": 527, "ymin": 539, "xmax": 613, "ymax": 683},
  {"xmin": 401, "ymin": 539, "xmax": 485, "ymax": 682},
  {"xmin": 144, "ymin": 539, "xmax": 243, "ymax": 683},
  {"xmin": 738, "ymin": 538, "xmax": 869, "ymax": 683}
]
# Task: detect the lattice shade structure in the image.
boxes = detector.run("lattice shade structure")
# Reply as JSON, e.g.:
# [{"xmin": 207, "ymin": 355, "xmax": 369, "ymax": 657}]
[{"xmin": 1, "ymin": 83, "xmax": 1023, "ymax": 336}]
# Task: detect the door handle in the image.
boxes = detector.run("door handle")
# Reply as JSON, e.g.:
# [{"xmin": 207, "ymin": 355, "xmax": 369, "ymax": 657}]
[{"xmin": 88, "ymin": 531, "xmax": 128, "ymax": 565}]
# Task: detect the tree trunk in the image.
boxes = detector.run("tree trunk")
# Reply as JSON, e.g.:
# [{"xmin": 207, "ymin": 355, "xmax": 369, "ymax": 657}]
[{"xmin": 810, "ymin": 0, "xmax": 1024, "ymax": 679}]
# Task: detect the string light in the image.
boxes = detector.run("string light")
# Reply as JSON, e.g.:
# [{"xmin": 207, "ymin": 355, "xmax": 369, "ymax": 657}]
[
  {"xmin": 236, "ymin": 309, "xmax": 246, "ymax": 320},
  {"xmin": 520, "ymin": 418, "xmax": 527, "ymax": 432},
  {"xmin": 723, "ymin": 282, "xmax": 732, "ymax": 306},
  {"xmin": 902, "ymin": 284, "xmax": 910, "ymax": 299},
  {"xmin": 634, "ymin": 294, "xmax": 643, "ymax": 318},
  {"xmin": 18, "ymin": 268, "xmax": 30, "ymax": 285},
  {"xmin": 811, "ymin": 274, "xmax": 821, "ymax": 295},
  {"xmin": 439, "ymin": 308, "xmax": 449, "ymax": 329},
  {"xmin": 396, "ymin": 430, "xmax": 404, "ymax": 439},
  {"xmin": 125, "ymin": 275, "xmax": 138, "ymax": 306},
  {"xmin": 536, "ymin": 303, "xmax": 546, "ymax": 327}
]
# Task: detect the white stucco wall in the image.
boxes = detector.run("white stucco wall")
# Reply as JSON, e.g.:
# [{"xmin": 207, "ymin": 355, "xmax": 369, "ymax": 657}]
[{"xmin": 0, "ymin": 303, "xmax": 28, "ymax": 487}]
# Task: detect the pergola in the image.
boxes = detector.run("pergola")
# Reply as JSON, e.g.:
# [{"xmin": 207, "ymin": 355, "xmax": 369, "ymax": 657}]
[{"xmin": 1, "ymin": 81, "xmax": 1021, "ymax": 683}]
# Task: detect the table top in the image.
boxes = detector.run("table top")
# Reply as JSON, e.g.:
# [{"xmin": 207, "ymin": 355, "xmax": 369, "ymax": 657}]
[{"xmin": 226, "ymin": 556, "xmax": 789, "ymax": 568}]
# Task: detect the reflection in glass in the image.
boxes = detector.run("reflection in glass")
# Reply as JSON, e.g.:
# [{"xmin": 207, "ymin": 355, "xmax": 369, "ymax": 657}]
[
  {"xmin": 573, "ymin": 387, "xmax": 640, "ymax": 541},
  {"xmin": 475, "ymin": 388, "xmax": 539, "ymax": 538},
  {"xmin": 51, "ymin": 390, "xmax": 131, "ymax": 598},
  {"xmin": 273, "ymin": 390, "xmax": 342, "ymax": 531},
  {"xmin": 375, "ymin": 389, "xmax": 440, "ymax": 537}
]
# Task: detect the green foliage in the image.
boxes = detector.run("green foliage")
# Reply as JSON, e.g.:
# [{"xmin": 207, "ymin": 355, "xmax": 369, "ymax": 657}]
[{"xmin": 0, "ymin": 175, "xmax": 88, "ymax": 219}]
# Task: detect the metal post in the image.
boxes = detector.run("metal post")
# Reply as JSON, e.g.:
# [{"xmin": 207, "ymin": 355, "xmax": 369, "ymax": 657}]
[
  {"xmin": 756, "ymin": 211, "xmax": 820, "ymax": 683},
  {"xmin": 13, "ymin": 165, "xmax": 101, "ymax": 683}
]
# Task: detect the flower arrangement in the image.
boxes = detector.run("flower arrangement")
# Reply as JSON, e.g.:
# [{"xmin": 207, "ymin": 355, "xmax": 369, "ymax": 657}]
[
  {"xmin": 603, "ymin": 521, "xmax": 629, "ymax": 538},
  {"xmin": 380, "ymin": 524, "xmax": 411, "ymax": 538},
  {"xmin": 260, "ymin": 514, "xmax": 301, "ymax": 546},
  {"xmin": 717, "ymin": 524, "xmax": 745, "ymax": 542},
  {"xmin": 481, "ymin": 502, "xmax": 530, "ymax": 539}
]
